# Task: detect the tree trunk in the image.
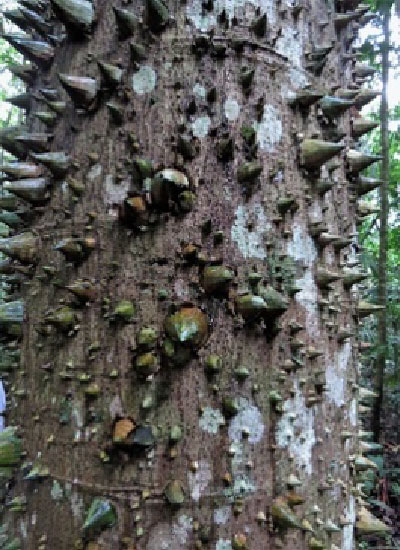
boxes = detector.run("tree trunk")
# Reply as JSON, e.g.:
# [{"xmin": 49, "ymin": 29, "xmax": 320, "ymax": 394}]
[
  {"xmin": 372, "ymin": 6, "xmax": 390, "ymax": 443},
  {"xmin": 0, "ymin": 1, "xmax": 385, "ymax": 549}
]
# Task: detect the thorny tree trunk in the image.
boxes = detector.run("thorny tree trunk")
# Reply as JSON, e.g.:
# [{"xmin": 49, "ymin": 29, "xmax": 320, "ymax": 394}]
[
  {"xmin": 372, "ymin": 6, "xmax": 390, "ymax": 443},
  {"xmin": 0, "ymin": 0, "xmax": 388, "ymax": 549}
]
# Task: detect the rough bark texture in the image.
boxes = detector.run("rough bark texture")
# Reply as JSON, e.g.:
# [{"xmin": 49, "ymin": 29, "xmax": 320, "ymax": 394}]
[{"xmin": 1, "ymin": 1, "xmax": 375, "ymax": 549}]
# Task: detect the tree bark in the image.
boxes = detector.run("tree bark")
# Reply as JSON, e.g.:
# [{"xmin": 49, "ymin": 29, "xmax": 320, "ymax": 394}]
[{"xmin": 0, "ymin": 1, "xmax": 381, "ymax": 549}]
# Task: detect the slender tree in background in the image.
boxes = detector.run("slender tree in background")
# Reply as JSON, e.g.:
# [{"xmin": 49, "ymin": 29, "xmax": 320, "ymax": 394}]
[
  {"xmin": 0, "ymin": 1, "xmax": 393, "ymax": 549},
  {"xmin": 371, "ymin": 1, "xmax": 390, "ymax": 442}
]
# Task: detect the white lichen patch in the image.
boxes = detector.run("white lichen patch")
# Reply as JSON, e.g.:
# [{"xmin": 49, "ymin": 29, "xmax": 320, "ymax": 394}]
[
  {"xmin": 72, "ymin": 401, "xmax": 84, "ymax": 429},
  {"xmin": 214, "ymin": 506, "xmax": 231, "ymax": 525},
  {"xmin": 174, "ymin": 278, "xmax": 191, "ymax": 299},
  {"xmin": 187, "ymin": 0, "xmax": 276, "ymax": 31},
  {"xmin": 224, "ymin": 97, "xmax": 240, "ymax": 121},
  {"xmin": 295, "ymin": 270, "xmax": 319, "ymax": 335},
  {"xmin": 287, "ymin": 223, "xmax": 319, "ymax": 334},
  {"xmin": 230, "ymin": 441, "xmax": 244, "ymax": 470},
  {"xmin": 147, "ymin": 518, "xmax": 193, "ymax": 550},
  {"xmin": 172, "ymin": 515, "xmax": 193, "ymax": 544},
  {"xmin": 70, "ymin": 489, "xmax": 84, "ymax": 519},
  {"xmin": 252, "ymin": 104, "xmax": 282, "ymax": 153},
  {"xmin": 223, "ymin": 438, "xmax": 257, "ymax": 500},
  {"xmin": 283, "ymin": 67, "xmax": 310, "ymax": 100},
  {"xmin": 339, "ymin": 340, "xmax": 352, "ymax": 372},
  {"xmin": 287, "ymin": 222, "xmax": 317, "ymax": 264},
  {"xmin": 326, "ymin": 341, "xmax": 351, "ymax": 407},
  {"xmin": 104, "ymin": 174, "xmax": 130, "ymax": 213},
  {"xmin": 228, "ymin": 398, "xmax": 264, "ymax": 444},
  {"xmin": 275, "ymin": 25, "xmax": 303, "ymax": 67},
  {"xmin": 193, "ymin": 83, "xmax": 206, "ymax": 99},
  {"xmin": 325, "ymin": 363, "xmax": 345, "ymax": 407},
  {"xmin": 147, "ymin": 524, "xmax": 171, "ymax": 550},
  {"xmin": 186, "ymin": 7, "xmax": 215, "ymax": 32},
  {"xmin": 188, "ymin": 460, "xmax": 212, "ymax": 501},
  {"xmin": 87, "ymin": 163, "xmax": 102, "ymax": 181},
  {"xmin": 231, "ymin": 203, "xmax": 271, "ymax": 260},
  {"xmin": 109, "ymin": 394, "xmax": 123, "ymax": 420},
  {"xmin": 230, "ymin": 475, "xmax": 256, "ymax": 497},
  {"xmin": 276, "ymin": 381, "xmax": 316, "ymax": 475},
  {"xmin": 192, "ymin": 116, "xmax": 211, "ymax": 138},
  {"xmin": 216, "ymin": 539, "xmax": 233, "ymax": 550},
  {"xmin": 199, "ymin": 407, "xmax": 225, "ymax": 434},
  {"xmin": 279, "ymin": 23, "xmax": 308, "ymax": 100},
  {"xmin": 348, "ymin": 398, "xmax": 357, "ymax": 427},
  {"xmin": 289, "ymin": 67, "xmax": 309, "ymax": 88},
  {"xmin": 342, "ymin": 495, "xmax": 356, "ymax": 550},
  {"xmin": 310, "ymin": 201, "xmax": 323, "ymax": 222},
  {"xmin": 50, "ymin": 480, "xmax": 63, "ymax": 501},
  {"xmin": 132, "ymin": 65, "xmax": 157, "ymax": 95}
]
